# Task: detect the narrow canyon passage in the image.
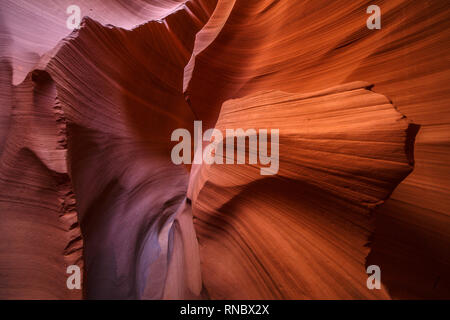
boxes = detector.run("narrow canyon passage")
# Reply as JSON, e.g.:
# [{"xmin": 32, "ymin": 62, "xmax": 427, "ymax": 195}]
[{"xmin": 0, "ymin": 0, "xmax": 449, "ymax": 299}]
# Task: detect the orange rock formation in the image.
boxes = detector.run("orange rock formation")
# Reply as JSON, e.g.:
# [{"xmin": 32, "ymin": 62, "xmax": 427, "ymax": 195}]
[{"xmin": 0, "ymin": 0, "xmax": 449, "ymax": 299}]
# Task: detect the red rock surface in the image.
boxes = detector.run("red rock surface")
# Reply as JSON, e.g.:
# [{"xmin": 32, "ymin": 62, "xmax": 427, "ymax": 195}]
[{"xmin": 0, "ymin": 0, "xmax": 449, "ymax": 299}]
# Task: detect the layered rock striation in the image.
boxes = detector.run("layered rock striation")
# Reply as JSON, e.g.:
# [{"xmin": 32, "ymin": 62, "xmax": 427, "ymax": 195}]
[{"xmin": 0, "ymin": 0, "xmax": 449, "ymax": 299}]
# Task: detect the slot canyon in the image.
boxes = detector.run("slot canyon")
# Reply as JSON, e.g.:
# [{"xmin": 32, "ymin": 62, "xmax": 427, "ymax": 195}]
[{"xmin": 0, "ymin": 0, "xmax": 449, "ymax": 300}]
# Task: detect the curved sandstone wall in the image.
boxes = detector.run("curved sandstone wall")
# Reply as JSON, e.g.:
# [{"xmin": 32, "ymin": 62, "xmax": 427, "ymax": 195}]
[{"xmin": 0, "ymin": 0, "xmax": 448, "ymax": 299}]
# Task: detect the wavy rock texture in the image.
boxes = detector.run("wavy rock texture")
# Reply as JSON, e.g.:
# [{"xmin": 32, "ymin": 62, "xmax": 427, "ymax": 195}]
[
  {"xmin": 0, "ymin": 0, "xmax": 449, "ymax": 299},
  {"xmin": 1, "ymin": 0, "xmax": 216, "ymax": 300},
  {"xmin": 1, "ymin": 0, "xmax": 188, "ymax": 85},
  {"xmin": 185, "ymin": 0, "xmax": 450, "ymax": 299},
  {"xmin": 0, "ymin": 68, "xmax": 82, "ymax": 299},
  {"xmin": 189, "ymin": 82, "xmax": 417, "ymax": 299}
]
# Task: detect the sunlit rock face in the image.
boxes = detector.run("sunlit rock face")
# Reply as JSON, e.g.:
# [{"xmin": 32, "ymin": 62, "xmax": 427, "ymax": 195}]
[{"xmin": 0, "ymin": 0, "xmax": 449, "ymax": 300}]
